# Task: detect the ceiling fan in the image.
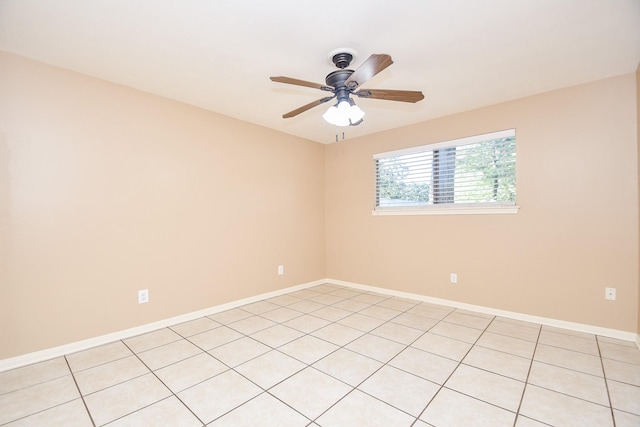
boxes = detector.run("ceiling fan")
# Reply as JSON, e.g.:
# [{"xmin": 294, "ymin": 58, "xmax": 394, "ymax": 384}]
[{"xmin": 270, "ymin": 50, "xmax": 425, "ymax": 127}]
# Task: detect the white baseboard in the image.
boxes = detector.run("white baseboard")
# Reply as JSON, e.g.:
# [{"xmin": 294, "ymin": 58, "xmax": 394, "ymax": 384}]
[
  {"xmin": 2, "ymin": 277, "xmax": 638, "ymax": 372},
  {"xmin": 325, "ymin": 278, "xmax": 640, "ymax": 343},
  {"xmin": 0, "ymin": 279, "xmax": 326, "ymax": 373}
]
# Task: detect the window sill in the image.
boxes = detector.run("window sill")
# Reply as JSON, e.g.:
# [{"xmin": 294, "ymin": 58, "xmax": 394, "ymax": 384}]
[{"xmin": 372, "ymin": 205, "xmax": 520, "ymax": 216}]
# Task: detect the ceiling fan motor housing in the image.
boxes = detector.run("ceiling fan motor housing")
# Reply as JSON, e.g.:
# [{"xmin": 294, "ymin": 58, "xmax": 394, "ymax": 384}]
[{"xmin": 325, "ymin": 69, "xmax": 354, "ymax": 101}]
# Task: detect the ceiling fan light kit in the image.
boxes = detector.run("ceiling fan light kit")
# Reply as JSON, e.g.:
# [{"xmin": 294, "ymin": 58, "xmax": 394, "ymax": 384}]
[
  {"xmin": 323, "ymin": 99, "xmax": 365, "ymax": 127},
  {"xmin": 270, "ymin": 49, "xmax": 424, "ymax": 128}
]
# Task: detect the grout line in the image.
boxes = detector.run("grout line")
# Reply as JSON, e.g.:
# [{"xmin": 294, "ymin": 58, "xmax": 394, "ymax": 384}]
[
  {"xmin": 268, "ymin": 286, "xmax": 418, "ymax": 423},
  {"xmin": 512, "ymin": 324, "xmax": 541, "ymax": 427},
  {"xmin": 177, "ymin": 287, "xmax": 365, "ymax": 423},
  {"xmin": 207, "ymin": 286, "xmax": 358, "ymax": 424},
  {"xmin": 596, "ymin": 335, "xmax": 617, "ymax": 427},
  {"xmin": 63, "ymin": 356, "xmax": 97, "ymax": 427},
  {"xmin": 0, "ymin": 396, "xmax": 94, "ymax": 427},
  {"xmin": 411, "ymin": 310, "xmax": 497, "ymax": 425},
  {"xmin": 120, "ymin": 340, "xmax": 208, "ymax": 426}
]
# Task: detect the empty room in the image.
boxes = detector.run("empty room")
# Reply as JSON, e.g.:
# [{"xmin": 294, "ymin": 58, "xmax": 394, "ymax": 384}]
[{"xmin": 1, "ymin": 1, "xmax": 639, "ymax": 426}]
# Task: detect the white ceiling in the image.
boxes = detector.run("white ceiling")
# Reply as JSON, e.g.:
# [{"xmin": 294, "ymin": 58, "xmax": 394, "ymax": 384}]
[{"xmin": 1, "ymin": 0, "xmax": 639, "ymax": 144}]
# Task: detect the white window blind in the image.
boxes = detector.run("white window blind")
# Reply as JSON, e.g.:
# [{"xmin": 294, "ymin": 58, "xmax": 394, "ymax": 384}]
[{"xmin": 374, "ymin": 130, "xmax": 516, "ymax": 213}]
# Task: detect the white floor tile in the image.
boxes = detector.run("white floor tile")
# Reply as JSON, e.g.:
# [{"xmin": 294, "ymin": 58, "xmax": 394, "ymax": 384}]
[
  {"xmin": 84, "ymin": 373, "xmax": 171, "ymax": 426},
  {"xmin": 282, "ymin": 314, "xmax": 331, "ymax": 333},
  {"xmin": 599, "ymin": 341, "xmax": 640, "ymax": 365},
  {"xmin": 313, "ymin": 348, "xmax": 382, "ymax": 387},
  {"xmin": 443, "ymin": 311, "xmax": 492, "ymax": 330},
  {"xmin": 429, "ymin": 321, "xmax": 483, "ymax": 344},
  {"xmin": 207, "ymin": 308, "xmax": 253, "ymax": 325},
  {"xmin": 527, "ymin": 361, "xmax": 609, "ymax": 406},
  {"xmin": 2, "ymin": 398, "xmax": 92, "ymax": 427},
  {"xmin": 389, "ymin": 347, "xmax": 458, "ymax": 385},
  {"xmin": 177, "ymin": 370, "xmax": 261, "ymax": 424},
  {"xmin": 537, "ymin": 330, "xmax": 599, "ymax": 356},
  {"xmin": 239, "ymin": 301, "xmax": 280, "ymax": 315},
  {"xmin": 207, "ymin": 337, "xmax": 270, "ymax": 367},
  {"xmin": 519, "ymin": 385, "xmax": 613, "ymax": 427},
  {"xmin": 463, "ymin": 346, "xmax": 532, "ymax": 381},
  {"xmin": 344, "ymin": 334, "xmax": 406, "ymax": 363},
  {"xmin": 614, "ymin": 409, "xmax": 640, "ymax": 427},
  {"xmin": 486, "ymin": 319, "xmax": 540, "ymax": 342},
  {"xmin": 187, "ymin": 326, "xmax": 243, "ymax": 351},
  {"xmin": 170, "ymin": 317, "xmax": 220, "ymax": 337},
  {"xmin": 227, "ymin": 315, "xmax": 276, "ymax": 335},
  {"xmin": 123, "ymin": 329, "xmax": 182, "ymax": 354},
  {"xmin": 0, "ymin": 376, "xmax": 81, "ymax": 425},
  {"xmin": 73, "ymin": 355, "xmax": 149, "ymax": 395},
  {"xmin": 420, "ymin": 388, "xmax": 515, "ymax": 427},
  {"xmin": 390, "ymin": 312, "xmax": 439, "ymax": 331},
  {"xmin": 208, "ymin": 392, "xmax": 309, "ymax": 427},
  {"xmin": 359, "ymin": 365, "xmax": 439, "ymax": 416},
  {"xmin": 607, "ymin": 379, "xmax": 640, "ymax": 415},
  {"xmin": 249, "ymin": 324, "xmax": 305, "ymax": 348},
  {"xmin": 602, "ymin": 358, "xmax": 640, "ymax": 386},
  {"xmin": 154, "ymin": 352, "xmax": 228, "ymax": 393},
  {"xmin": 278, "ymin": 335, "xmax": 339, "ymax": 364},
  {"xmin": 317, "ymin": 390, "xmax": 415, "ymax": 427},
  {"xmin": 106, "ymin": 396, "xmax": 202, "ymax": 427},
  {"xmin": 270, "ymin": 367, "xmax": 352, "ymax": 419},
  {"xmin": 358, "ymin": 305, "xmax": 402, "ymax": 321},
  {"xmin": 66, "ymin": 341, "xmax": 133, "ymax": 372},
  {"xmin": 258, "ymin": 307, "xmax": 303, "ymax": 323},
  {"xmin": 234, "ymin": 350, "xmax": 306, "ymax": 389},
  {"xmin": 411, "ymin": 332, "xmax": 472, "ymax": 361},
  {"xmin": 533, "ymin": 344, "xmax": 603, "ymax": 376},
  {"xmin": 311, "ymin": 322, "xmax": 364, "ymax": 346},
  {"xmin": 337, "ymin": 313, "xmax": 386, "ymax": 332},
  {"xmin": 445, "ymin": 364, "xmax": 525, "ymax": 412},
  {"xmin": 137, "ymin": 339, "xmax": 202, "ymax": 370},
  {"xmin": 0, "ymin": 357, "xmax": 70, "ymax": 395},
  {"xmin": 370, "ymin": 322, "xmax": 424, "ymax": 345},
  {"xmin": 476, "ymin": 331, "xmax": 536, "ymax": 358}
]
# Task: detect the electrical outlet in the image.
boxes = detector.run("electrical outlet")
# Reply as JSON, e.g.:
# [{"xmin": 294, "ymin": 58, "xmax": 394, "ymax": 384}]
[
  {"xmin": 605, "ymin": 287, "xmax": 616, "ymax": 301},
  {"xmin": 277, "ymin": 265, "xmax": 284, "ymax": 275},
  {"xmin": 450, "ymin": 273, "xmax": 458, "ymax": 284},
  {"xmin": 138, "ymin": 289, "xmax": 149, "ymax": 304}
]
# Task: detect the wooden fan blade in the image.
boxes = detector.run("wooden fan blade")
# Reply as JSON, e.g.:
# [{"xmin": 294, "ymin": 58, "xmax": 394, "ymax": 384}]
[
  {"xmin": 282, "ymin": 96, "xmax": 335, "ymax": 118},
  {"xmin": 270, "ymin": 76, "xmax": 331, "ymax": 91},
  {"xmin": 344, "ymin": 54, "xmax": 394, "ymax": 90},
  {"xmin": 355, "ymin": 88, "xmax": 425, "ymax": 103}
]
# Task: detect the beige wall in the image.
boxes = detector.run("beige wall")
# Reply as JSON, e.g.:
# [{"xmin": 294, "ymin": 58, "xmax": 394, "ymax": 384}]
[
  {"xmin": 326, "ymin": 74, "xmax": 639, "ymax": 332},
  {"xmin": 0, "ymin": 52, "xmax": 326, "ymax": 359},
  {"xmin": 1, "ymin": 51, "xmax": 638, "ymax": 361}
]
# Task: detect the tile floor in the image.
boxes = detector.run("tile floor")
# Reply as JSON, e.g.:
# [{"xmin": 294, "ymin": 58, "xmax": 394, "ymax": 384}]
[{"xmin": 2, "ymin": 283, "xmax": 640, "ymax": 426}]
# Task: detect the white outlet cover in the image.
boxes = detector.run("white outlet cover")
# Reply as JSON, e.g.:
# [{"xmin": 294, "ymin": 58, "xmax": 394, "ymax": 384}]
[
  {"xmin": 138, "ymin": 289, "xmax": 149, "ymax": 304},
  {"xmin": 277, "ymin": 265, "xmax": 284, "ymax": 275},
  {"xmin": 605, "ymin": 287, "xmax": 616, "ymax": 301},
  {"xmin": 450, "ymin": 273, "xmax": 458, "ymax": 284}
]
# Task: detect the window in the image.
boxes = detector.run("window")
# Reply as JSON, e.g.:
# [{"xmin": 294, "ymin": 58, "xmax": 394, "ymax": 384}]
[{"xmin": 373, "ymin": 129, "xmax": 517, "ymax": 215}]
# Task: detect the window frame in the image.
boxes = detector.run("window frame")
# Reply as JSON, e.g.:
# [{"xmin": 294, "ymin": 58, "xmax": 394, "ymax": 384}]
[{"xmin": 372, "ymin": 129, "xmax": 519, "ymax": 216}]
